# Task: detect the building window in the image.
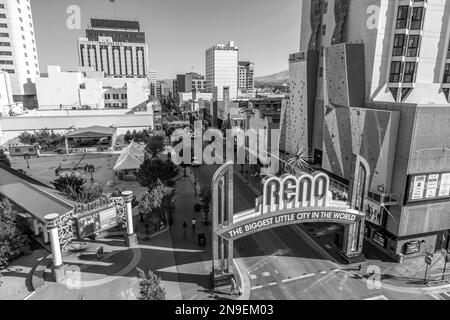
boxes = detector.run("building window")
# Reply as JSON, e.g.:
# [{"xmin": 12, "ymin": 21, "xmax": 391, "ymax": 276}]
[
  {"xmin": 104, "ymin": 94, "xmax": 111, "ymax": 99},
  {"xmin": 0, "ymin": 23, "xmax": 7, "ymax": 28},
  {"xmin": 0, "ymin": 51, "xmax": 12, "ymax": 55},
  {"xmin": 0, "ymin": 60, "xmax": 13, "ymax": 64},
  {"xmin": 410, "ymin": 7, "xmax": 424, "ymax": 30},
  {"xmin": 323, "ymin": 1, "xmax": 328, "ymax": 14},
  {"xmin": 407, "ymin": 35, "xmax": 420, "ymax": 57},
  {"xmin": 0, "ymin": 42, "xmax": 10, "ymax": 46},
  {"xmin": 0, "ymin": 32, "xmax": 9, "ymax": 37},
  {"xmin": 443, "ymin": 63, "xmax": 450, "ymax": 83},
  {"xmin": 0, "ymin": 14, "xmax": 5, "ymax": 19},
  {"xmin": 389, "ymin": 61, "xmax": 402, "ymax": 82},
  {"xmin": 121, "ymin": 93, "xmax": 127, "ymax": 99},
  {"xmin": 392, "ymin": 34, "xmax": 406, "ymax": 56},
  {"xmin": 403, "ymin": 62, "xmax": 416, "ymax": 83},
  {"xmin": 396, "ymin": 6, "xmax": 409, "ymax": 29}
]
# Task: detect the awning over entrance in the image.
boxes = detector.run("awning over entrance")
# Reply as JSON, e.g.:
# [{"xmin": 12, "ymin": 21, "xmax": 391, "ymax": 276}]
[{"xmin": 0, "ymin": 164, "xmax": 74, "ymax": 223}]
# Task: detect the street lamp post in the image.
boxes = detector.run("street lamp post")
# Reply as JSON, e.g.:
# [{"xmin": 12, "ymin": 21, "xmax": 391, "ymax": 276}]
[
  {"xmin": 23, "ymin": 152, "xmax": 30, "ymax": 169},
  {"xmin": 87, "ymin": 164, "xmax": 95, "ymax": 182},
  {"xmin": 442, "ymin": 251, "xmax": 449, "ymax": 281}
]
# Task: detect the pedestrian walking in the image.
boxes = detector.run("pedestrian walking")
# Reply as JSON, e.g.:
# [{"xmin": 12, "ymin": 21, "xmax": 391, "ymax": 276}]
[
  {"xmin": 357, "ymin": 264, "xmax": 362, "ymax": 271},
  {"xmin": 191, "ymin": 218, "xmax": 197, "ymax": 230},
  {"xmin": 182, "ymin": 221, "xmax": 188, "ymax": 230},
  {"xmin": 230, "ymin": 277, "xmax": 240, "ymax": 298}
]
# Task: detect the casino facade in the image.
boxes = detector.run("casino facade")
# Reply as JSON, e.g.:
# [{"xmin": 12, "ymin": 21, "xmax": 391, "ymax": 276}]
[{"xmin": 280, "ymin": 0, "xmax": 450, "ymax": 261}]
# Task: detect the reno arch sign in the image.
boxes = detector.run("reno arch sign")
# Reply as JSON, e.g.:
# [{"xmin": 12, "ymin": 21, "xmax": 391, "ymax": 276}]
[
  {"xmin": 217, "ymin": 173, "xmax": 365, "ymax": 241},
  {"xmin": 211, "ymin": 155, "xmax": 369, "ymax": 288}
]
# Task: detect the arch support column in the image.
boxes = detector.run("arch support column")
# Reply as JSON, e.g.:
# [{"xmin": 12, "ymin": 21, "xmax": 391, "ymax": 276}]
[
  {"xmin": 341, "ymin": 154, "xmax": 369, "ymax": 263},
  {"xmin": 44, "ymin": 213, "xmax": 65, "ymax": 283},
  {"xmin": 122, "ymin": 191, "xmax": 138, "ymax": 247},
  {"xmin": 212, "ymin": 162, "xmax": 235, "ymax": 288}
]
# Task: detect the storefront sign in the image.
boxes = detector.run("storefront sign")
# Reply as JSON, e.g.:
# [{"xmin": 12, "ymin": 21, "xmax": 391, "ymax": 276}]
[
  {"xmin": 407, "ymin": 172, "xmax": 450, "ymax": 204},
  {"xmin": 365, "ymin": 198, "xmax": 384, "ymax": 226},
  {"xmin": 218, "ymin": 208, "xmax": 363, "ymax": 241}
]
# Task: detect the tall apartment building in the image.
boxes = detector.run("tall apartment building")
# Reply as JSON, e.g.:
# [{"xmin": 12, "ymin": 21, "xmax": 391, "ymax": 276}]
[
  {"xmin": 205, "ymin": 41, "xmax": 238, "ymax": 100},
  {"xmin": 281, "ymin": 0, "xmax": 450, "ymax": 261},
  {"xmin": 78, "ymin": 19, "xmax": 148, "ymax": 78},
  {"xmin": 238, "ymin": 61, "xmax": 254, "ymax": 92},
  {"xmin": 0, "ymin": 0, "xmax": 39, "ymax": 104}
]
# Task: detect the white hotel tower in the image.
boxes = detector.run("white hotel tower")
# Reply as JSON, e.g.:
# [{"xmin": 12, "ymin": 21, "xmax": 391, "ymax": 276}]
[
  {"xmin": 0, "ymin": 0, "xmax": 40, "ymax": 102},
  {"xmin": 205, "ymin": 41, "xmax": 239, "ymax": 100}
]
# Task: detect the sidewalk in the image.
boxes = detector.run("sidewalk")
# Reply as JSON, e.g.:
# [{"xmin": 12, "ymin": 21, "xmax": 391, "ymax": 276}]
[{"xmin": 168, "ymin": 168, "xmax": 237, "ymax": 300}]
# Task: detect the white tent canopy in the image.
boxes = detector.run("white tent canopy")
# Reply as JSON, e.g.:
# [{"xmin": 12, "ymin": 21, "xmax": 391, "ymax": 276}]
[{"xmin": 113, "ymin": 141, "xmax": 146, "ymax": 172}]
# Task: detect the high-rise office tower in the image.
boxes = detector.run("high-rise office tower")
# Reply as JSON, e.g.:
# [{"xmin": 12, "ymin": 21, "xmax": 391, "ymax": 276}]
[
  {"xmin": 238, "ymin": 61, "xmax": 254, "ymax": 92},
  {"xmin": 0, "ymin": 0, "xmax": 40, "ymax": 103},
  {"xmin": 281, "ymin": 0, "xmax": 450, "ymax": 261},
  {"xmin": 205, "ymin": 41, "xmax": 238, "ymax": 100},
  {"xmin": 78, "ymin": 19, "xmax": 148, "ymax": 78}
]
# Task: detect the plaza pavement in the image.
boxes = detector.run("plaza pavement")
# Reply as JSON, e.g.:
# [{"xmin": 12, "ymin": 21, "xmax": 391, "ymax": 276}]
[{"xmin": 21, "ymin": 167, "xmax": 236, "ymax": 300}]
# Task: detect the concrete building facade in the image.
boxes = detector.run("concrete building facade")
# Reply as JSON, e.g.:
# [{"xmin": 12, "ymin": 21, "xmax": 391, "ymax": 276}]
[
  {"xmin": 205, "ymin": 41, "xmax": 239, "ymax": 100},
  {"xmin": 281, "ymin": 0, "xmax": 450, "ymax": 260},
  {"xmin": 36, "ymin": 66, "xmax": 150, "ymax": 111},
  {"xmin": 0, "ymin": 0, "xmax": 39, "ymax": 106},
  {"xmin": 238, "ymin": 61, "xmax": 254, "ymax": 94},
  {"xmin": 78, "ymin": 19, "xmax": 148, "ymax": 78}
]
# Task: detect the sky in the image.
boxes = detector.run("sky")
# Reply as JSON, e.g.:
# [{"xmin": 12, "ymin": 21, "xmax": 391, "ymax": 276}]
[{"xmin": 31, "ymin": 0, "xmax": 301, "ymax": 79}]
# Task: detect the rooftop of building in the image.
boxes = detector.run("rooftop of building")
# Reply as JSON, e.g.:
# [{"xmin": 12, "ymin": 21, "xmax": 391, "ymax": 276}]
[
  {"xmin": 90, "ymin": 18, "xmax": 140, "ymax": 31},
  {"xmin": 65, "ymin": 126, "xmax": 117, "ymax": 138},
  {"xmin": 0, "ymin": 163, "xmax": 76, "ymax": 223}
]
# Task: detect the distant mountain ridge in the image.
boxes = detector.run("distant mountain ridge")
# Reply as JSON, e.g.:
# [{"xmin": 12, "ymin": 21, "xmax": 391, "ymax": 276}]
[{"xmin": 255, "ymin": 70, "xmax": 289, "ymax": 87}]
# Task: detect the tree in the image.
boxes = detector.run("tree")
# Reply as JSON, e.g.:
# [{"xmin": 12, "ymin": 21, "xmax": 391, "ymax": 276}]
[
  {"xmin": 137, "ymin": 158, "xmax": 178, "ymax": 188},
  {"xmin": 18, "ymin": 132, "xmax": 37, "ymax": 145},
  {"xmin": 136, "ymin": 268, "xmax": 165, "ymax": 300},
  {"xmin": 0, "ymin": 200, "xmax": 30, "ymax": 268},
  {"xmin": 199, "ymin": 187, "xmax": 212, "ymax": 224},
  {"xmin": 51, "ymin": 174, "xmax": 104, "ymax": 204},
  {"xmin": 0, "ymin": 150, "xmax": 11, "ymax": 167},
  {"xmin": 145, "ymin": 135, "xmax": 165, "ymax": 158},
  {"xmin": 52, "ymin": 175, "xmax": 86, "ymax": 197},
  {"xmin": 139, "ymin": 180, "xmax": 174, "ymax": 225}
]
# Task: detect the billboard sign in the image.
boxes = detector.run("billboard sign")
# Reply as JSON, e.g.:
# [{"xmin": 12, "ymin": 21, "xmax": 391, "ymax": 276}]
[
  {"xmin": 406, "ymin": 172, "xmax": 450, "ymax": 204},
  {"xmin": 76, "ymin": 205, "xmax": 118, "ymax": 239}
]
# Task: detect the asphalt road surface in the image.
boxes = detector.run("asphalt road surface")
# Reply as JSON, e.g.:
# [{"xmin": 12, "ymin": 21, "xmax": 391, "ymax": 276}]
[{"xmin": 191, "ymin": 164, "xmax": 436, "ymax": 300}]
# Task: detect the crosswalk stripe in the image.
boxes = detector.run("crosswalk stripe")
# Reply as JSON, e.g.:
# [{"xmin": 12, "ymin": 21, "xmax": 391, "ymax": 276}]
[
  {"xmin": 442, "ymin": 292, "xmax": 450, "ymax": 299},
  {"xmin": 430, "ymin": 293, "xmax": 444, "ymax": 300},
  {"xmin": 281, "ymin": 273, "xmax": 315, "ymax": 284}
]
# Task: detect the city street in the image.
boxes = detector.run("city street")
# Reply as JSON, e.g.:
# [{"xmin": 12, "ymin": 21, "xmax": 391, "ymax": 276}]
[{"xmin": 192, "ymin": 164, "xmax": 445, "ymax": 300}]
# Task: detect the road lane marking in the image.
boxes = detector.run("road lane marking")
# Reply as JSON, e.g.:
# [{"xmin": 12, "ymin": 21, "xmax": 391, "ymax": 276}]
[
  {"xmin": 430, "ymin": 293, "xmax": 444, "ymax": 300},
  {"xmin": 440, "ymin": 292, "xmax": 450, "ymax": 299},
  {"xmin": 250, "ymin": 274, "xmax": 257, "ymax": 280},
  {"xmin": 23, "ymin": 291, "xmax": 35, "ymax": 300},
  {"xmin": 251, "ymin": 285, "xmax": 263, "ymax": 290},
  {"xmin": 274, "ymin": 270, "xmax": 280, "ymax": 274},
  {"xmin": 364, "ymin": 295, "xmax": 388, "ymax": 300},
  {"xmin": 268, "ymin": 282, "xmax": 277, "ymax": 286},
  {"xmin": 319, "ymin": 271, "xmax": 327, "ymax": 274},
  {"xmin": 281, "ymin": 273, "xmax": 315, "ymax": 284},
  {"xmin": 262, "ymin": 272, "xmax": 271, "ymax": 277}
]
